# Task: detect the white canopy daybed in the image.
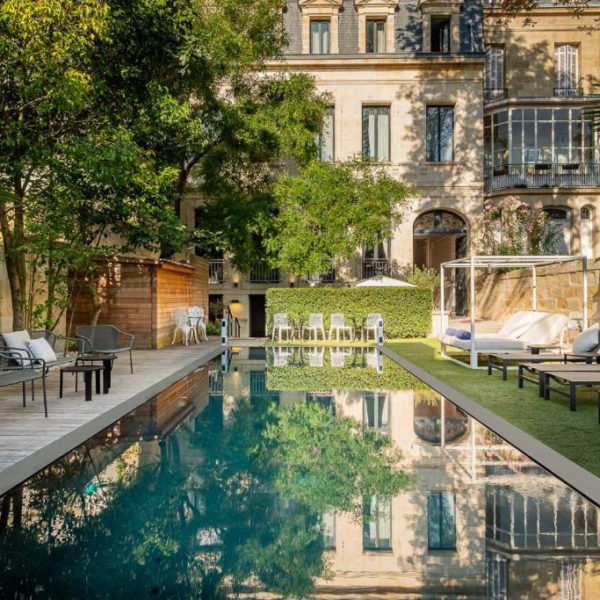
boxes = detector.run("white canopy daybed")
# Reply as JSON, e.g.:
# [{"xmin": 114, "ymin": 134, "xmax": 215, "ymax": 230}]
[{"xmin": 439, "ymin": 255, "xmax": 589, "ymax": 368}]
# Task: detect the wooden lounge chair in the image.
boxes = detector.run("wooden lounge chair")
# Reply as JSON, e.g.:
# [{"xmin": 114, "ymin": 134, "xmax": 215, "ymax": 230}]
[{"xmin": 518, "ymin": 362, "xmax": 600, "ymax": 398}]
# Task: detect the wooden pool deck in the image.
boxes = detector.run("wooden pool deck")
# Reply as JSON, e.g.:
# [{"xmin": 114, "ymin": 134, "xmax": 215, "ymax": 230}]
[{"xmin": 0, "ymin": 343, "xmax": 222, "ymax": 496}]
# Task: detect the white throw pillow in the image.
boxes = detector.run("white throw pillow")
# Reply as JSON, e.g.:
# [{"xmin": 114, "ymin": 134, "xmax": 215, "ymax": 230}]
[
  {"xmin": 25, "ymin": 338, "xmax": 57, "ymax": 364},
  {"xmin": 573, "ymin": 324, "xmax": 600, "ymax": 353},
  {"xmin": 2, "ymin": 329, "xmax": 32, "ymax": 360}
]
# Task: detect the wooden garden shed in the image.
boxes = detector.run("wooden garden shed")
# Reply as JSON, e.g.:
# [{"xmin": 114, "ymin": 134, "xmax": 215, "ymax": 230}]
[{"xmin": 68, "ymin": 256, "xmax": 209, "ymax": 349}]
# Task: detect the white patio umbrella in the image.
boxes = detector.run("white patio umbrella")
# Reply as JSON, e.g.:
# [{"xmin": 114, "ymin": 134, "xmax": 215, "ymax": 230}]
[{"xmin": 354, "ymin": 275, "xmax": 416, "ymax": 287}]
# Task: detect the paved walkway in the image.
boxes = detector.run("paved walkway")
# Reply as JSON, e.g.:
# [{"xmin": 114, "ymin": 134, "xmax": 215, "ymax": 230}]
[{"xmin": 0, "ymin": 343, "xmax": 221, "ymax": 496}]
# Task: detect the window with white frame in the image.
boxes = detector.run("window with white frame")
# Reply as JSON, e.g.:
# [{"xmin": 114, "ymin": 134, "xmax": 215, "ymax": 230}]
[
  {"xmin": 310, "ymin": 20, "xmax": 331, "ymax": 54},
  {"xmin": 484, "ymin": 108, "xmax": 596, "ymax": 167},
  {"xmin": 485, "ymin": 46, "xmax": 505, "ymax": 95},
  {"xmin": 555, "ymin": 44, "xmax": 579, "ymax": 95},
  {"xmin": 362, "ymin": 106, "xmax": 390, "ymax": 162},
  {"xmin": 363, "ymin": 392, "xmax": 390, "ymax": 434},
  {"xmin": 318, "ymin": 106, "xmax": 335, "ymax": 161}
]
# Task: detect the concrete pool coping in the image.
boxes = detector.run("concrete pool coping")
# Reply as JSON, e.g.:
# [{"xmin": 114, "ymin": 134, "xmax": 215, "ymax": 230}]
[
  {"xmin": 0, "ymin": 344, "xmax": 223, "ymax": 497},
  {"xmin": 381, "ymin": 345, "xmax": 600, "ymax": 506}
]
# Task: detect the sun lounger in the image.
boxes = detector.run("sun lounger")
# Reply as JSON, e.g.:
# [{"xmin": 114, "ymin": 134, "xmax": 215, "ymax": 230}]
[
  {"xmin": 488, "ymin": 351, "xmax": 568, "ymax": 381},
  {"xmin": 543, "ymin": 371, "xmax": 600, "ymax": 413},
  {"xmin": 518, "ymin": 362, "xmax": 600, "ymax": 398},
  {"xmin": 441, "ymin": 312, "xmax": 569, "ymax": 367}
]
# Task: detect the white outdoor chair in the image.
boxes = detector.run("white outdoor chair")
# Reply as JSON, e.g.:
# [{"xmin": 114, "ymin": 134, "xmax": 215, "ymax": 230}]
[
  {"xmin": 329, "ymin": 313, "xmax": 353, "ymax": 341},
  {"xmin": 272, "ymin": 313, "xmax": 294, "ymax": 341},
  {"xmin": 303, "ymin": 313, "xmax": 326, "ymax": 341},
  {"xmin": 363, "ymin": 313, "xmax": 382, "ymax": 342},
  {"xmin": 171, "ymin": 308, "xmax": 196, "ymax": 345},
  {"xmin": 273, "ymin": 347, "xmax": 292, "ymax": 367},
  {"xmin": 188, "ymin": 306, "xmax": 207, "ymax": 341},
  {"xmin": 307, "ymin": 347, "xmax": 325, "ymax": 368},
  {"xmin": 330, "ymin": 347, "xmax": 351, "ymax": 367}
]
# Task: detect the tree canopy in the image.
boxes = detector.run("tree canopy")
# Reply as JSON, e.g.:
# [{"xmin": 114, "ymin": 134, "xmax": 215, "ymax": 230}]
[{"xmin": 265, "ymin": 159, "xmax": 413, "ymax": 277}]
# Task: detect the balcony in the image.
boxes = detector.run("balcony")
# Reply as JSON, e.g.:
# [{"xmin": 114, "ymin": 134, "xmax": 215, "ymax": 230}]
[
  {"xmin": 485, "ymin": 163, "xmax": 600, "ymax": 193},
  {"xmin": 249, "ymin": 261, "xmax": 280, "ymax": 284},
  {"xmin": 484, "ymin": 88, "xmax": 508, "ymax": 103},
  {"xmin": 306, "ymin": 267, "xmax": 337, "ymax": 284},
  {"xmin": 554, "ymin": 87, "xmax": 583, "ymax": 97},
  {"xmin": 208, "ymin": 259, "xmax": 225, "ymax": 284},
  {"xmin": 361, "ymin": 258, "xmax": 397, "ymax": 279}
]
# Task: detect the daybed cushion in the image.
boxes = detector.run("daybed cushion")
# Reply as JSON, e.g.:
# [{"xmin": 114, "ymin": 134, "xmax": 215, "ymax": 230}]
[
  {"xmin": 496, "ymin": 310, "xmax": 552, "ymax": 338},
  {"xmin": 442, "ymin": 334, "xmax": 527, "ymax": 352},
  {"xmin": 518, "ymin": 313, "xmax": 569, "ymax": 345},
  {"xmin": 25, "ymin": 338, "xmax": 57, "ymax": 363},
  {"xmin": 2, "ymin": 330, "xmax": 31, "ymax": 359},
  {"xmin": 573, "ymin": 324, "xmax": 600, "ymax": 353}
]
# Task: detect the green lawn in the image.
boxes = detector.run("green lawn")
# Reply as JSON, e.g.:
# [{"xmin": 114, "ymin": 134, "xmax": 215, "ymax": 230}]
[{"xmin": 386, "ymin": 338, "xmax": 600, "ymax": 478}]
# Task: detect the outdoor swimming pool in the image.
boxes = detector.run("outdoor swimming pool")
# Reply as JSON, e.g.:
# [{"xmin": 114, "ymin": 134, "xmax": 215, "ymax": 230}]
[{"xmin": 1, "ymin": 346, "xmax": 599, "ymax": 599}]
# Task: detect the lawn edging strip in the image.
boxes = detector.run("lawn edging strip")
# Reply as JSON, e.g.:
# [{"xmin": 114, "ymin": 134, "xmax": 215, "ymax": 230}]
[{"xmin": 381, "ymin": 344, "xmax": 600, "ymax": 506}]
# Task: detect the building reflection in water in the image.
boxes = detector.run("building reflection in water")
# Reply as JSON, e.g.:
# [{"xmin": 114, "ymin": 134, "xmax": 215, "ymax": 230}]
[
  {"xmin": 1, "ymin": 346, "xmax": 599, "ymax": 599},
  {"xmin": 265, "ymin": 346, "xmax": 600, "ymax": 599}
]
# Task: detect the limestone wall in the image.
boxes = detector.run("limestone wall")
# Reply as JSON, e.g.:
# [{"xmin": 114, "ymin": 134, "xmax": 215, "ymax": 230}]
[{"xmin": 477, "ymin": 259, "xmax": 600, "ymax": 323}]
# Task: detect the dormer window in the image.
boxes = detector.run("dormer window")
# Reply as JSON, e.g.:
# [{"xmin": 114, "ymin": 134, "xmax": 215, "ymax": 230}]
[
  {"xmin": 356, "ymin": 0, "xmax": 398, "ymax": 54},
  {"xmin": 431, "ymin": 16, "xmax": 451, "ymax": 53},
  {"xmin": 299, "ymin": 0, "xmax": 342, "ymax": 55},
  {"xmin": 366, "ymin": 19, "xmax": 386, "ymax": 53},
  {"xmin": 310, "ymin": 20, "xmax": 331, "ymax": 54}
]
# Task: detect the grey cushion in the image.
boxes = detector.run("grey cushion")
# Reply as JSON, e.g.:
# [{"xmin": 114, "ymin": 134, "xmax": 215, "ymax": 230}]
[
  {"xmin": 2, "ymin": 330, "xmax": 31, "ymax": 360},
  {"xmin": 573, "ymin": 324, "xmax": 600, "ymax": 353}
]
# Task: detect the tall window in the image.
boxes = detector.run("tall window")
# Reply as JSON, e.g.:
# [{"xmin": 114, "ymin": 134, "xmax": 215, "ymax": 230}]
[
  {"xmin": 363, "ymin": 495, "xmax": 391, "ymax": 550},
  {"xmin": 431, "ymin": 16, "xmax": 451, "ymax": 53},
  {"xmin": 310, "ymin": 20, "xmax": 330, "ymax": 55},
  {"xmin": 318, "ymin": 106, "xmax": 335, "ymax": 161},
  {"xmin": 485, "ymin": 46, "xmax": 505, "ymax": 98},
  {"xmin": 555, "ymin": 44, "xmax": 578, "ymax": 95},
  {"xmin": 426, "ymin": 106, "xmax": 454, "ymax": 162},
  {"xmin": 544, "ymin": 207, "xmax": 571, "ymax": 255},
  {"xmin": 362, "ymin": 106, "xmax": 390, "ymax": 162},
  {"xmin": 428, "ymin": 491, "xmax": 456, "ymax": 550},
  {"xmin": 366, "ymin": 19, "xmax": 386, "ymax": 53},
  {"xmin": 363, "ymin": 392, "xmax": 389, "ymax": 434}
]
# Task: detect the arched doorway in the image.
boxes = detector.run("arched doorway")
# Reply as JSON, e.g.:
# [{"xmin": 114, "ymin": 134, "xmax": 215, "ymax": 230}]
[{"xmin": 413, "ymin": 210, "xmax": 468, "ymax": 315}]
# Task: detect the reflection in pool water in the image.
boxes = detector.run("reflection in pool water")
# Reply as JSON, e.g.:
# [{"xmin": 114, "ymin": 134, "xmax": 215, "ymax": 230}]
[{"xmin": 1, "ymin": 346, "xmax": 600, "ymax": 599}]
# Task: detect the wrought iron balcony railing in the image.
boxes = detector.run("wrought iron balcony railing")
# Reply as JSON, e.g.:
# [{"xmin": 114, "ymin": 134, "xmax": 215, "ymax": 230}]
[
  {"xmin": 554, "ymin": 87, "xmax": 583, "ymax": 97},
  {"xmin": 249, "ymin": 261, "xmax": 280, "ymax": 284},
  {"xmin": 484, "ymin": 163, "xmax": 600, "ymax": 192},
  {"xmin": 208, "ymin": 259, "xmax": 225, "ymax": 284},
  {"xmin": 306, "ymin": 267, "xmax": 337, "ymax": 284},
  {"xmin": 361, "ymin": 258, "xmax": 397, "ymax": 279},
  {"xmin": 484, "ymin": 88, "xmax": 508, "ymax": 102}
]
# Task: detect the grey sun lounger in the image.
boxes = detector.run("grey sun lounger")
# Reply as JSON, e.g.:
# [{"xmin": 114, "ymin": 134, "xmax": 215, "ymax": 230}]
[
  {"xmin": 543, "ymin": 371, "xmax": 600, "ymax": 415},
  {"xmin": 518, "ymin": 362, "xmax": 600, "ymax": 398},
  {"xmin": 488, "ymin": 351, "xmax": 569, "ymax": 380}
]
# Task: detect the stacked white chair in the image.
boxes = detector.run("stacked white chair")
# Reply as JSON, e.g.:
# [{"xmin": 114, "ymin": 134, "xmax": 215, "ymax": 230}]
[
  {"xmin": 329, "ymin": 313, "xmax": 353, "ymax": 341},
  {"xmin": 188, "ymin": 306, "xmax": 207, "ymax": 341},
  {"xmin": 363, "ymin": 313, "xmax": 382, "ymax": 342},
  {"xmin": 172, "ymin": 308, "xmax": 196, "ymax": 345},
  {"xmin": 303, "ymin": 313, "xmax": 326, "ymax": 341},
  {"xmin": 272, "ymin": 313, "xmax": 294, "ymax": 341}
]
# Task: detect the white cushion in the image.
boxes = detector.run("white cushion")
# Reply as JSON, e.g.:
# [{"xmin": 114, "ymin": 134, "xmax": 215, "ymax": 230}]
[
  {"xmin": 573, "ymin": 324, "xmax": 600, "ymax": 353},
  {"xmin": 25, "ymin": 338, "xmax": 57, "ymax": 363},
  {"xmin": 497, "ymin": 311, "xmax": 551, "ymax": 338},
  {"xmin": 2, "ymin": 330, "xmax": 31, "ymax": 360},
  {"xmin": 442, "ymin": 334, "xmax": 527, "ymax": 352},
  {"xmin": 518, "ymin": 314, "xmax": 569, "ymax": 345}
]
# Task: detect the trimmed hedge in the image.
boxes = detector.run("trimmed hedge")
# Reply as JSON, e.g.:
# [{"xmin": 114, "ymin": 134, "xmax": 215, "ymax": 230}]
[{"xmin": 266, "ymin": 287, "xmax": 431, "ymax": 339}]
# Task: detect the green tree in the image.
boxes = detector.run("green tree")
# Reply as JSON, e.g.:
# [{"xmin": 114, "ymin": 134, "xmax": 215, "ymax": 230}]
[{"xmin": 265, "ymin": 159, "xmax": 413, "ymax": 277}]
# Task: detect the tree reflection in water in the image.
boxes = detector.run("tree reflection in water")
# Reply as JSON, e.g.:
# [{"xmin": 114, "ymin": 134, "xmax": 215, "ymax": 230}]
[{"xmin": 0, "ymin": 395, "xmax": 409, "ymax": 599}]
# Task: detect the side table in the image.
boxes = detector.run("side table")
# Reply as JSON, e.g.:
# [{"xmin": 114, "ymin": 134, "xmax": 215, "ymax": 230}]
[
  {"xmin": 60, "ymin": 365, "xmax": 104, "ymax": 402},
  {"xmin": 76, "ymin": 353, "xmax": 117, "ymax": 392}
]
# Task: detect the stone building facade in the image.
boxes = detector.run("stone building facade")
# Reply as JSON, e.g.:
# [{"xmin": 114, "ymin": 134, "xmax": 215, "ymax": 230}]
[{"xmin": 182, "ymin": 0, "xmax": 600, "ymax": 337}]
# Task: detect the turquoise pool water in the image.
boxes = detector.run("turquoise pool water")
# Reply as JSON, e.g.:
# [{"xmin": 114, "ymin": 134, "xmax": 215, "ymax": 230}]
[{"xmin": 1, "ymin": 346, "xmax": 599, "ymax": 599}]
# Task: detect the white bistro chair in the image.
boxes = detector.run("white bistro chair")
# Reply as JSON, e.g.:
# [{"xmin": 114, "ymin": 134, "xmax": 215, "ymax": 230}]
[
  {"xmin": 329, "ymin": 313, "xmax": 353, "ymax": 341},
  {"xmin": 363, "ymin": 313, "xmax": 382, "ymax": 342},
  {"xmin": 172, "ymin": 308, "xmax": 196, "ymax": 345},
  {"xmin": 303, "ymin": 313, "xmax": 326, "ymax": 341},
  {"xmin": 271, "ymin": 313, "xmax": 294, "ymax": 341},
  {"xmin": 188, "ymin": 306, "xmax": 207, "ymax": 341}
]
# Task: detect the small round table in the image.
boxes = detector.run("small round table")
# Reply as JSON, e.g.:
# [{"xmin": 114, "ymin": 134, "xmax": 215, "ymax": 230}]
[
  {"xmin": 527, "ymin": 344, "xmax": 562, "ymax": 355},
  {"xmin": 76, "ymin": 353, "xmax": 117, "ymax": 392},
  {"xmin": 60, "ymin": 365, "xmax": 104, "ymax": 402}
]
